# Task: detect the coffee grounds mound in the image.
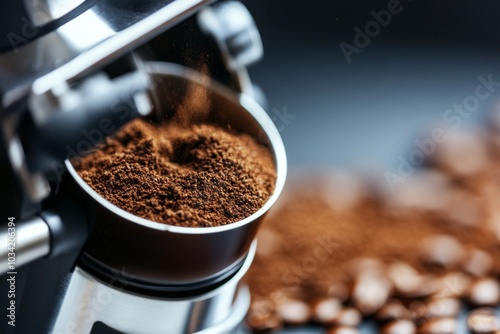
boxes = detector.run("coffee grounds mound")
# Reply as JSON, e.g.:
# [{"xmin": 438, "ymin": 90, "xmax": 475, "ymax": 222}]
[{"xmin": 73, "ymin": 119, "xmax": 276, "ymax": 227}]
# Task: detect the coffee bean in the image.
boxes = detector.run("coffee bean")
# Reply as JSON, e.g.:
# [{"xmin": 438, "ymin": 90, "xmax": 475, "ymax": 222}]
[
  {"xmin": 352, "ymin": 272, "xmax": 393, "ymax": 315},
  {"xmin": 388, "ymin": 262, "xmax": 441, "ymax": 298},
  {"xmin": 336, "ymin": 307, "xmax": 362, "ymax": 327},
  {"xmin": 381, "ymin": 320, "xmax": 417, "ymax": 334},
  {"xmin": 467, "ymin": 308, "xmax": 499, "ymax": 334},
  {"xmin": 410, "ymin": 298, "xmax": 460, "ymax": 323},
  {"xmin": 418, "ymin": 318, "xmax": 458, "ymax": 334},
  {"xmin": 376, "ymin": 300, "xmax": 411, "ymax": 323},
  {"xmin": 435, "ymin": 272, "xmax": 471, "ymax": 299},
  {"xmin": 409, "ymin": 301, "xmax": 427, "ymax": 323},
  {"xmin": 420, "ymin": 298, "xmax": 461, "ymax": 319},
  {"xmin": 410, "ymin": 276, "xmax": 443, "ymax": 298},
  {"xmin": 276, "ymin": 299, "xmax": 311, "ymax": 325},
  {"xmin": 433, "ymin": 130, "xmax": 490, "ymax": 176},
  {"xmin": 420, "ymin": 235, "xmax": 465, "ymax": 269},
  {"xmin": 246, "ymin": 312, "xmax": 283, "ymax": 333},
  {"xmin": 381, "ymin": 169, "xmax": 451, "ymax": 212},
  {"xmin": 312, "ymin": 297, "xmax": 342, "ymax": 325},
  {"xmin": 462, "ymin": 248, "xmax": 493, "ymax": 277},
  {"xmin": 468, "ymin": 277, "xmax": 500, "ymax": 307},
  {"xmin": 325, "ymin": 326, "xmax": 360, "ymax": 334},
  {"xmin": 388, "ymin": 262, "xmax": 421, "ymax": 295}
]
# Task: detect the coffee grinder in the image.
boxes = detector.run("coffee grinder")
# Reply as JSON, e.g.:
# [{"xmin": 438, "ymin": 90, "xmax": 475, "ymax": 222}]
[{"xmin": 0, "ymin": 1, "xmax": 287, "ymax": 333}]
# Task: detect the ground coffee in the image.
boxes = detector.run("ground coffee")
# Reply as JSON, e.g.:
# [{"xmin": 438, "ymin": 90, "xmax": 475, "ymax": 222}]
[{"xmin": 73, "ymin": 119, "xmax": 276, "ymax": 227}]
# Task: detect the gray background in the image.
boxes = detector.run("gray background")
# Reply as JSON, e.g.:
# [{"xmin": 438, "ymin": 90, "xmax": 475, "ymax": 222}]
[{"xmin": 246, "ymin": 0, "xmax": 500, "ymax": 169}]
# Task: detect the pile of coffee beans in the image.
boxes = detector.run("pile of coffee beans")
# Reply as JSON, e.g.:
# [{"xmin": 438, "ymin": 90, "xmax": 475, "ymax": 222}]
[{"xmin": 245, "ymin": 111, "xmax": 500, "ymax": 333}]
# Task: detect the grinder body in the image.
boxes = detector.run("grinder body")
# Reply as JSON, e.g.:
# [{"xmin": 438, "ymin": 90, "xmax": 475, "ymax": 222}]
[{"xmin": 0, "ymin": 1, "xmax": 283, "ymax": 333}]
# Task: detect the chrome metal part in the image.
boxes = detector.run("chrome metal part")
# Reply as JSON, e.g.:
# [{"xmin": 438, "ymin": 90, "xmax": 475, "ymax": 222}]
[
  {"xmin": 2, "ymin": 114, "xmax": 50, "ymax": 202},
  {"xmin": 0, "ymin": 216, "xmax": 50, "ymax": 273},
  {"xmin": 0, "ymin": 0, "xmax": 214, "ymax": 108},
  {"xmin": 24, "ymin": 0, "xmax": 86, "ymax": 27},
  {"xmin": 198, "ymin": 2, "xmax": 263, "ymax": 71},
  {"xmin": 28, "ymin": 70, "xmax": 152, "ymax": 127},
  {"xmin": 197, "ymin": 2, "xmax": 263, "ymax": 98},
  {"xmin": 50, "ymin": 242, "xmax": 255, "ymax": 334}
]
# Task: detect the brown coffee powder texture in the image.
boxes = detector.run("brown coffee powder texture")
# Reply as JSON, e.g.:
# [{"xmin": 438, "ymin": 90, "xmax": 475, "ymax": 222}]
[{"xmin": 73, "ymin": 119, "xmax": 276, "ymax": 227}]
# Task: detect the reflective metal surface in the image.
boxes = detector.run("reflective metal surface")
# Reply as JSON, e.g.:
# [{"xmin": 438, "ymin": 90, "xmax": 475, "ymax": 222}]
[
  {"xmin": 198, "ymin": 2, "xmax": 263, "ymax": 72},
  {"xmin": 51, "ymin": 242, "xmax": 255, "ymax": 334},
  {"xmin": 0, "ymin": 0, "xmax": 213, "ymax": 108},
  {"xmin": 64, "ymin": 62, "xmax": 287, "ymax": 285},
  {"xmin": 24, "ymin": 0, "xmax": 86, "ymax": 26},
  {"xmin": 198, "ymin": 1, "xmax": 262, "ymax": 99}
]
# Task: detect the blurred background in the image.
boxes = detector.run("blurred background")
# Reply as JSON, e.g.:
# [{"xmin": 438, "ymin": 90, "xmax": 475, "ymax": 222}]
[
  {"xmin": 241, "ymin": 2, "xmax": 500, "ymax": 333},
  {"xmin": 244, "ymin": 0, "xmax": 500, "ymax": 172}
]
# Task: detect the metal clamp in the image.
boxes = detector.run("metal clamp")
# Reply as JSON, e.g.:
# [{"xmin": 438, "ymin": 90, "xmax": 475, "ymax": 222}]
[{"xmin": 198, "ymin": 1, "xmax": 264, "ymax": 102}]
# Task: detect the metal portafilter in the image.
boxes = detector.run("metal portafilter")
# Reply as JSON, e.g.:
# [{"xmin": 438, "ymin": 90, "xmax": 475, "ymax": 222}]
[
  {"xmin": 0, "ymin": 65, "xmax": 153, "ymax": 274},
  {"xmin": 49, "ymin": 62, "xmax": 287, "ymax": 333}
]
